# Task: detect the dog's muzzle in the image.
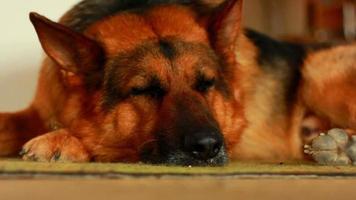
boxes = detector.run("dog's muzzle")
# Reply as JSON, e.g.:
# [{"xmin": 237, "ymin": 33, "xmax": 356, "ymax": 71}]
[{"xmin": 141, "ymin": 130, "xmax": 228, "ymax": 166}]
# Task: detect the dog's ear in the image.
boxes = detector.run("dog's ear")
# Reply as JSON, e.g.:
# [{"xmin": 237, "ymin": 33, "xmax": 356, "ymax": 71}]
[
  {"xmin": 206, "ymin": 0, "xmax": 243, "ymax": 65},
  {"xmin": 29, "ymin": 12, "xmax": 104, "ymax": 74}
]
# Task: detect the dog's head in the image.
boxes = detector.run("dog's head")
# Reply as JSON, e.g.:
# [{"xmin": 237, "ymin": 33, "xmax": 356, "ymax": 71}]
[{"xmin": 30, "ymin": 0, "xmax": 245, "ymax": 166}]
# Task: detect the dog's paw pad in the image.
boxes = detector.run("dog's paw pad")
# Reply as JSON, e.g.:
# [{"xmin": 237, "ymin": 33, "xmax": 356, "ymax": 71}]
[
  {"xmin": 327, "ymin": 128, "xmax": 349, "ymax": 148},
  {"xmin": 21, "ymin": 130, "xmax": 90, "ymax": 163},
  {"xmin": 346, "ymin": 143, "xmax": 356, "ymax": 163},
  {"xmin": 304, "ymin": 128, "xmax": 354, "ymax": 166}
]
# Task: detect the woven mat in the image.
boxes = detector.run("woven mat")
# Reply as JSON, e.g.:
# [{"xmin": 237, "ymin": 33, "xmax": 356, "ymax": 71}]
[{"xmin": 1, "ymin": 159, "xmax": 356, "ymax": 178}]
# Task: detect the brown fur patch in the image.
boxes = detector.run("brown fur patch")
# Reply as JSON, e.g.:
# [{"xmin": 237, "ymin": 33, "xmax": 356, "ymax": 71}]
[
  {"xmin": 85, "ymin": 5, "xmax": 208, "ymax": 57},
  {"xmin": 232, "ymin": 35, "xmax": 303, "ymax": 161},
  {"xmin": 302, "ymin": 44, "xmax": 356, "ymax": 129}
]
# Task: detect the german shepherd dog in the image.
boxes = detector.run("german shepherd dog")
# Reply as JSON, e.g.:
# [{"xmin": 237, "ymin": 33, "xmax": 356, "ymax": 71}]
[{"xmin": 0, "ymin": 0, "xmax": 355, "ymax": 166}]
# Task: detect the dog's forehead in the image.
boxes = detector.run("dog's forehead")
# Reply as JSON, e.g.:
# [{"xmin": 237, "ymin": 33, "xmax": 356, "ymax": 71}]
[{"xmin": 85, "ymin": 5, "xmax": 209, "ymax": 56}]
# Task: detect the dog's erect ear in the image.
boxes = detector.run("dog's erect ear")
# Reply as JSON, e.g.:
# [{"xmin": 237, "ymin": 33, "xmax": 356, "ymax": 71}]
[
  {"xmin": 29, "ymin": 12, "xmax": 104, "ymax": 74},
  {"xmin": 207, "ymin": 0, "xmax": 243, "ymax": 64}
]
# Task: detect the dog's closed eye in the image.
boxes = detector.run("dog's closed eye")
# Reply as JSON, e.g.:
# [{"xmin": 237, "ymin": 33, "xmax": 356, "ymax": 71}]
[
  {"xmin": 195, "ymin": 76, "xmax": 216, "ymax": 93},
  {"xmin": 131, "ymin": 86, "xmax": 165, "ymax": 97},
  {"xmin": 130, "ymin": 82, "xmax": 166, "ymax": 98}
]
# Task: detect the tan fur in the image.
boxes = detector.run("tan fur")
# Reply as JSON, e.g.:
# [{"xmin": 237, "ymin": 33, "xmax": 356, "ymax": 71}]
[
  {"xmin": 302, "ymin": 43, "xmax": 356, "ymax": 129},
  {"xmin": 231, "ymin": 35, "xmax": 304, "ymax": 161}
]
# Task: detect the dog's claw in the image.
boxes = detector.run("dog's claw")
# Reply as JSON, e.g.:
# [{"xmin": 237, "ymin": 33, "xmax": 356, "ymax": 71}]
[
  {"xmin": 20, "ymin": 148, "xmax": 38, "ymax": 161},
  {"xmin": 23, "ymin": 152, "xmax": 38, "ymax": 161},
  {"xmin": 51, "ymin": 150, "xmax": 61, "ymax": 161},
  {"xmin": 19, "ymin": 148, "xmax": 28, "ymax": 156}
]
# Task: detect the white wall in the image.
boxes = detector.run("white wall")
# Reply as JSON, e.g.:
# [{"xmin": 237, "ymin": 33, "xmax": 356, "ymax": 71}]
[{"xmin": 0, "ymin": 0, "xmax": 78, "ymax": 112}]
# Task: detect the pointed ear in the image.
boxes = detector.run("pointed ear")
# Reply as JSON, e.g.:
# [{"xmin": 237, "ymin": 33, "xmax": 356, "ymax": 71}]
[
  {"xmin": 29, "ymin": 12, "xmax": 104, "ymax": 73},
  {"xmin": 207, "ymin": 0, "xmax": 243, "ymax": 64}
]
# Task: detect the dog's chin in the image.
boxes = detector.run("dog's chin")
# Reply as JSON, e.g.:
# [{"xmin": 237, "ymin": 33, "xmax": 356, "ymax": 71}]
[
  {"xmin": 142, "ymin": 148, "xmax": 229, "ymax": 167},
  {"xmin": 165, "ymin": 149, "xmax": 229, "ymax": 166}
]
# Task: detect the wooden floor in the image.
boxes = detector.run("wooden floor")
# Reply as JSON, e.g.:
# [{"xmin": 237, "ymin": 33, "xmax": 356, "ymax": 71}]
[
  {"xmin": 1, "ymin": 178, "xmax": 356, "ymax": 200},
  {"xmin": 1, "ymin": 159, "xmax": 356, "ymax": 200}
]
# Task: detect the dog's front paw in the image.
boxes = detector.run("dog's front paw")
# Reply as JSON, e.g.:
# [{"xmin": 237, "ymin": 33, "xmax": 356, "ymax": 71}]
[
  {"xmin": 21, "ymin": 129, "xmax": 90, "ymax": 162},
  {"xmin": 304, "ymin": 128, "xmax": 354, "ymax": 165}
]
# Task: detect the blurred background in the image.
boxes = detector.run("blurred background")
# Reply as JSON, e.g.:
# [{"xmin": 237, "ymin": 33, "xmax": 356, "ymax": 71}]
[
  {"xmin": 244, "ymin": 0, "xmax": 356, "ymax": 43},
  {"xmin": 0, "ymin": 0, "xmax": 355, "ymax": 111}
]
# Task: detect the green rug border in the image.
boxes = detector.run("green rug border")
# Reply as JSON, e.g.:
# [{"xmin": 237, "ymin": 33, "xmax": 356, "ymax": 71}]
[{"xmin": 1, "ymin": 160, "xmax": 356, "ymax": 176}]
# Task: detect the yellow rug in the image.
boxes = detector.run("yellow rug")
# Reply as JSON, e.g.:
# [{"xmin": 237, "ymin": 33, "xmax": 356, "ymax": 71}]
[{"xmin": 1, "ymin": 160, "xmax": 356, "ymax": 177}]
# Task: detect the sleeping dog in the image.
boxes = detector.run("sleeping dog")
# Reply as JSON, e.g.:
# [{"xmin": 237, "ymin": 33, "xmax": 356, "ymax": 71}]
[{"xmin": 0, "ymin": 0, "xmax": 355, "ymax": 166}]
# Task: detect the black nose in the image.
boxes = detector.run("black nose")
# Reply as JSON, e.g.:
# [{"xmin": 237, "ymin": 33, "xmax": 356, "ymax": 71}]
[{"xmin": 184, "ymin": 132, "xmax": 223, "ymax": 160}]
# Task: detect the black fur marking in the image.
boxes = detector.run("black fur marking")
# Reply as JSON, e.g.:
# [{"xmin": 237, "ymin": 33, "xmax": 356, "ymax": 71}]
[
  {"xmin": 159, "ymin": 40, "xmax": 176, "ymax": 60},
  {"xmin": 195, "ymin": 72, "xmax": 216, "ymax": 93},
  {"xmin": 150, "ymin": 94, "xmax": 227, "ymax": 166},
  {"xmin": 245, "ymin": 29, "xmax": 306, "ymax": 71},
  {"xmin": 102, "ymin": 40, "xmax": 170, "ymax": 110},
  {"xmin": 60, "ymin": 0, "xmax": 211, "ymax": 33},
  {"xmin": 130, "ymin": 76, "xmax": 167, "ymax": 99},
  {"xmin": 245, "ymin": 29, "xmax": 307, "ymax": 113},
  {"xmin": 102, "ymin": 39, "xmax": 232, "ymax": 110},
  {"xmin": 174, "ymin": 41, "xmax": 233, "ymax": 99},
  {"xmin": 102, "ymin": 44, "xmax": 151, "ymax": 110}
]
